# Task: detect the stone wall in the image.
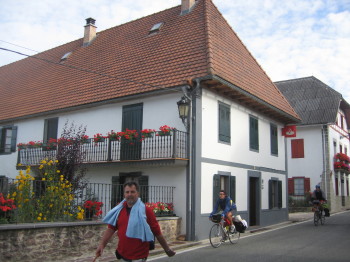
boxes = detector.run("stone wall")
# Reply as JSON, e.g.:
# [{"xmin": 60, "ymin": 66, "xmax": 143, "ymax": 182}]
[{"xmin": 0, "ymin": 217, "xmax": 181, "ymax": 262}]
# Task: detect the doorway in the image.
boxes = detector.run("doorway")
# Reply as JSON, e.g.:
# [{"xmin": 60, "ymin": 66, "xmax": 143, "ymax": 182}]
[{"xmin": 248, "ymin": 173, "xmax": 260, "ymax": 226}]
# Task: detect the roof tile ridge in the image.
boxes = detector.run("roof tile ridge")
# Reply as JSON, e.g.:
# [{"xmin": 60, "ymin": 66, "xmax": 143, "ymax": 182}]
[{"xmin": 97, "ymin": 5, "xmax": 180, "ymax": 35}]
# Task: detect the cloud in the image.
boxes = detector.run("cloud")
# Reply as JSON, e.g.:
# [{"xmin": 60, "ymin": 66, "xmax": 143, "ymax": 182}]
[{"xmin": 1, "ymin": 0, "xmax": 350, "ymax": 101}]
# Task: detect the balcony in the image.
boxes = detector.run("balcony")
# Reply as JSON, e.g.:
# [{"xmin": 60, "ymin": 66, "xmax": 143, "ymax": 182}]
[{"xmin": 17, "ymin": 130, "xmax": 188, "ymax": 167}]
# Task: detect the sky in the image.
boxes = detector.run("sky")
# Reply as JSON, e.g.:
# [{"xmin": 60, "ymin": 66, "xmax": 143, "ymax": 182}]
[{"xmin": 1, "ymin": 0, "xmax": 350, "ymax": 100}]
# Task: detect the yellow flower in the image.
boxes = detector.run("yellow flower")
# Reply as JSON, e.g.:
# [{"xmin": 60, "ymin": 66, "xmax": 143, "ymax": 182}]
[
  {"xmin": 41, "ymin": 160, "xmax": 47, "ymax": 164},
  {"xmin": 17, "ymin": 163, "xmax": 22, "ymax": 166},
  {"xmin": 55, "ymin": 160, "xmax": 59, "ymax": 163},
  {"xmin": 39, "ymin": 165, "xmax": 44, "ymax": 169},
  {"xmin": 56, "ymin": 170, "xmax": 61, "ymax": 173},
  {"xmin": 42, "ymin": 178, "xmax": 46, "ymax": 181},
  {"xmin": 39, "ymin": 213, "xmax": 42, "ymax": 216},
  {"xmin": 37, "ymin": 217, "xmax": 42, "ymax": 221},
  {"xmin": 43, "ymin": 217, "xmax": 47, "ymax": 221},
  {"xmin": 12, "ymin": 192, "xmax": 17, "ymax": 197}
]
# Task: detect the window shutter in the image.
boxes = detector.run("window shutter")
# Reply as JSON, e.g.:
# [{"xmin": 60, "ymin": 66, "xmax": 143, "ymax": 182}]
[
  {"xmin": 0, "ymin": 128, "xmax": 3, "ymax": 152},
  {"xmin": 44, "ymin": 118, "xmax": 58, "ymax": 142},
  {"xmin": 278, "ymin": 181, "xmax": 282, "ymax": 209},
  {"xmin": 270, "ymin": 124, "xmax": 278, "ymax": 155},
  {"xmin": 335, "ymin": 176, "xmax": 339, "ymax": 196},
  {"xmin": 250, "ymin": 116, "xmax": 259, "ymax": 150},
  {"xmin": 11, "ymin": 126, "xmax": 18, "ymax": 152},
  {"xmin": 288, "ymin": 178, "xmax": 294, "ymax": 195},
  {"xmin": 219, "ymin": 103, "xmax": 230, "ymax": 143},
  {"xmin": 229, "ymin": 176, "xmax": 236, "ymax": 203},
  {"xmin": 111, "ymin": 176, "xmax": 121, "ymax": 208},
  {"xmin": 213, "ymin": 174, "xmax": 220, "ymax": 209},
  {"xmin": 304, "ymin": 177, "xmax": 310, "ymax": 193},
  {"xmin": 291, "ymin": 139, "xmax": 304, "ymax": 158},
  {"xmin": 138, "ymin": 176, "xmax": 149, "ymax": 203},
  {"xmin": 268, "ymin": 180, "xmax": 273, "ymax": 209}
]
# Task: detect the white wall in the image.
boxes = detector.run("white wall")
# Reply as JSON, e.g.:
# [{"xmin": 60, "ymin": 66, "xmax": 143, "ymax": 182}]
[
  {"xmin": 200, "ymin": 89, "xmax": 287, "ymax": 214},
  {"xmin": 286, "ymin": 126, "xmax": 324, "ymax": 189},
  {"xmin": 1, "ymin": 93, "xmax": 186, "ymax": 179},
  {"xmin": 201, "ymin": 89, "xmax": 286, "ymax": 170}
]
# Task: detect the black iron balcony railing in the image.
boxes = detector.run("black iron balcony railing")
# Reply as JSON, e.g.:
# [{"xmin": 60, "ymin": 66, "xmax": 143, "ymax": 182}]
[{"xmin": 17, "ymin": 130, "xmax": 188, "ymax": 166}]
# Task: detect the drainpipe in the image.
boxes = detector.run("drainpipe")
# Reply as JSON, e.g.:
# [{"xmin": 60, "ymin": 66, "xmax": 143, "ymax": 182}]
[{"xmin": 184, "ymin": 79, "xmax": 200, "ymax": 241}]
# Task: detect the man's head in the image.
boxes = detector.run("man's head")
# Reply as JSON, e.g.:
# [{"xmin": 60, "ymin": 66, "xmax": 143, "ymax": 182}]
[
  {"xmin": 219, "ymin": 190, "xmax": 226, "ymax": 200},
  {"xmin": 316, "ymin": 185, "xmax": 320, "ymax": 191},
  {"xmin": 123, "ymin": 181, "xmax": 139, "ymax": 207}
]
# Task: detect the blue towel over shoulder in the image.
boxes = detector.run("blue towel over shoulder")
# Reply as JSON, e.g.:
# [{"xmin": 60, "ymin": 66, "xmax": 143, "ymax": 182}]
[{"xmin": 102, "ymin": 198, "xmax": 154, "ymax": 242}]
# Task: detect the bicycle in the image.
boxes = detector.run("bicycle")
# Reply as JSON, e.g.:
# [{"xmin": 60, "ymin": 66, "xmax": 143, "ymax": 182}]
[
  {"xmin": 209, "ymin": 214, "xmax": 240, "ymax": 248},
  {"xmin": 312, "ymin": 200, "xmax": 325, "ymax": 226}
]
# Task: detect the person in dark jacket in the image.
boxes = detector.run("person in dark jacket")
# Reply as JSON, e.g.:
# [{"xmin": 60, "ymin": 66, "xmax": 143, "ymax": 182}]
[
  {"xmin": 311, "ymin": 185, "xmax": 330, "ymax": 217},
  {"xmin": 210, "ymin": 190, "xmax": 236, "ymax": 232}
]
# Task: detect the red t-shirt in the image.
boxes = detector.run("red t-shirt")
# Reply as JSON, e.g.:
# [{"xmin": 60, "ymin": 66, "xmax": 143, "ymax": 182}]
[{"xmin": 107, "ymin": 202, "xmax": 161, "ymax": 260}]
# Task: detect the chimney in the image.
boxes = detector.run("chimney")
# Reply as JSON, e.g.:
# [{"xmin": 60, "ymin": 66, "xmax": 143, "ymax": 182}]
[
  {"xmin": 83, "ymin": 17, "xmax": 97, "ymax": 46},
  {"xmin": 181, "ymin": 0, "xmax": 196, "ymax": 14}
]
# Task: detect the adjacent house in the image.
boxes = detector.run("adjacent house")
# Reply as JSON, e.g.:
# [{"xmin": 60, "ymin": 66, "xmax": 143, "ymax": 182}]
[
  {"xmin": 0, "ymin": 0, "xmax": 300, "ymax": 241},
  {"xmin": 275, "ymin": 76, "xmax": 350, "ymax": 213}
]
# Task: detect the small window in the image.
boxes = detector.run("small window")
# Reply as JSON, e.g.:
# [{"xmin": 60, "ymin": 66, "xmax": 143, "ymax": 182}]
[
  {"xmin": 270, "ymin": 123, "xmax": 278, "ymax": 155},
  {"xmin": 249, "ymin": 116, "xmax": 259, "ymax": 151},
  {"xmin": 269, "ymin": 179, "xmax": 282, "ymax": 209},
  {"xmin": 291, "ymin": 139, "xmax": 304, "ymax": 158},
  {"xmin": 43, "ymin": 118, "xmax": 59, "ymax": 143},
  {"xmin": 149, "ymin": 22, "xmax": 163, "ymax": 34},
  {"xmin": 213, "ymin": 173, "xmax": 236, "ymax": 208},
  {"xmin": 60, "ymin": 52, "xmax": 72, "ymax": 61},
  {"xmin": 218, "ymin": 102, "xmax": 230, "ymax": 143},
  {"xmin": 0, "ymin": 126, "xmax": 18, "ymax": 154},
  {"xmin": 294, "ymin": 178, "xmax": 304, "ymax": 196}
]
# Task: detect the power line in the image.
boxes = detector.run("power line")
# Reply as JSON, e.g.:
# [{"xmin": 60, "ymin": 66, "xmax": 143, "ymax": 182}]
[
  {"xmin": 0, "ymin": 47, "xmax": 183, "ymax": 94},
  {"xmin": 0, "ymin": 39, "xmax": 41, "ymax": 54}
]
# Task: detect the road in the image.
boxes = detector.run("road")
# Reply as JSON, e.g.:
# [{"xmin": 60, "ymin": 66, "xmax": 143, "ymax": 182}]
[{"xmin": 151, "ymin": 211, "xmax": 350, "ymax": 262}]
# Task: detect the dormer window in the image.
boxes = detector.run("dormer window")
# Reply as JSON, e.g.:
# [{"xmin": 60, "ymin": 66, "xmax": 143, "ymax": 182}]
[
  {"xmin": 60, "ymin": 52, "xmax": 72, "ymax": 62},
  {"xmin": 149, "ymin": 22, "xmax": 163, "ymax": 34}
]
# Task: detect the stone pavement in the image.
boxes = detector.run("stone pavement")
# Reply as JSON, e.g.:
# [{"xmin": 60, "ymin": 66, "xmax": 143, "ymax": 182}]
[{"xmin": 68, "ymin": 212, "xmax": 314, "ymax": 262}]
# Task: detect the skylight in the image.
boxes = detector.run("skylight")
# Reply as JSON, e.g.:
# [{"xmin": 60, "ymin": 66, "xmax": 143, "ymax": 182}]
[
  {"xmin": 60, "ymin": 52, "xmax": 72, "ymax": 61},
  {"xmin": 149, "ymin": 22, "xmax": 164, "ymax": 34}
]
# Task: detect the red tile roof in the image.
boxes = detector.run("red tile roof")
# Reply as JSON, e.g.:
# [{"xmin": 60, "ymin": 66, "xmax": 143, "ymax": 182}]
[{"xmin": 0, "ymin": 0, "xmax": 299, "ymax": 123}]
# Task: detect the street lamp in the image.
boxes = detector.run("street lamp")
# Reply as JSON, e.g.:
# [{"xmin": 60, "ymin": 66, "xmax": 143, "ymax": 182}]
[{"xmin": 177, "ymin": 96, "xmax": 190, "ymax": 129}]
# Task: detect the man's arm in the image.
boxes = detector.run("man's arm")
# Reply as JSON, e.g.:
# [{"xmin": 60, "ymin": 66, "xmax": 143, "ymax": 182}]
[
  {"xmin": 95, "ymin": 227, "xmax": 115, "ymax": 258},
  {"xmin": 155, "ymin": 234, "xmax": 176, "ymax": 257}
]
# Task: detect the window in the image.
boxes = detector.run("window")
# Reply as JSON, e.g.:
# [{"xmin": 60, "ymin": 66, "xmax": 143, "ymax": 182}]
[
  {"xmin": 269, "ymin": 179, "xmax": 282, "ymax": 209},
  {"xmin": 340, "ymin": 145, "xmax": 343, "ymax": 153},
  {"xmin": 270, "ymin": 123, "xmax": 278, "ymax": 155},
  {"xmin": 294, "ymin": 178, "xmax": 304, "ymax": 196},
  {"xmin": 288, "ymin": 177, "xmax": 310, "ymax": 196},
  {"xmin": 43, "ymin": 118, "xmax": 58, "ymax": 143},
  {"xmin": 335, "ymin": 176, "xmax": 339, "ymax": 196},
  {"xmin": 249, "ymin": 116, "xmax": 259, "ymax": 151},
  {"xmin": 218, "ymin": 103, "xmax": 230, "ymax": 143},
  {"xmin": 291, "ymin": 139, "xmax": 304, "ymax": 158},
  {"xmin": 341, "ymin": 115, "xmax": 344, "ymax": 129},
  {"xmin": 213, "ymin": 173, "xmax": 236, "ymax": 208},
  {"xmin": 0, "ymin": 126, "xmax": 17, "ymax": 154}
]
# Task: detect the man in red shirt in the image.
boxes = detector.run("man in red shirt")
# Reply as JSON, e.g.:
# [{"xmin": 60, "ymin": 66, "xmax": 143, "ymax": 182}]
[{"xmin": 95, "ymin": 181, "xmax": 176, "ymax": 261}]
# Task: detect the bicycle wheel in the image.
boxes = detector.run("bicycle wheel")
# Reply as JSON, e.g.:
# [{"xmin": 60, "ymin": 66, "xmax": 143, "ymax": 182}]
[
  {"xmin": 209, "ymin": 224, "xmax": 224, "ymax": 248},
  {"xmin": 314, "ymin": 211, "xmax": 319, "ymax": 226},
  {"xmin": 228, "ymin": 227, "xmax": 240, "ymax": 244},
  {"xmin": 320, "ymin": 211, "xmax": 325, "ymax": 225}
]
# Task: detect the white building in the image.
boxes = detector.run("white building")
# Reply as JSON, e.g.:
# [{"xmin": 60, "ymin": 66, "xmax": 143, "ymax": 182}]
[
  {"xmin": 276, "ymin": 76, "xmax": 350, "ymax": 213},
  {"xmin": 0, "ymin": 0, "xmax": 300, "ymax": 240}
]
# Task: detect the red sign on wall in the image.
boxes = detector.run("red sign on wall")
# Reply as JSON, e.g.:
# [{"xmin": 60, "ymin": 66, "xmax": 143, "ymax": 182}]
[{"xmin": 282, "ymin": 125, "xmax": 297, "ymax": 137}]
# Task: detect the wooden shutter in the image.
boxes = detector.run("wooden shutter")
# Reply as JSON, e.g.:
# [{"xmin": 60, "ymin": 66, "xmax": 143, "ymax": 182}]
[
  {"xmin": 288, "ymin": 178, "xmax": 294, "ymax": 195},
  {"xmin": 304, "ymin": 177, "xmax": 310, "ymax": 194},
  {"xmin": 250, "ymin": 116, "xmax": 259, "ymax": 150},
  {"xmin": 11, "ymin": 126, "xmax": 18, "ymax": 152},
  {"xmin": 278, "ymin": 181, "xmax": 282, "ymax": 209},
  {"xmin": 213, "ymin": 174, "xmax": 220, "ymax": 209},
  {"xmin": 335, "ymin": 176, "xmax": 339, "ymax": 196},
  {"xmin": 270, "ymin": 124, "xmax": 278, "ymax": 155},
  {"xmin": 138, "ymin": 176, "xmax": 149, "ymax": 203},
  {"xmin": 44, "ymin": 118, "xmax": 58, "ymax": 142},
  {"xmin": 111, "ymin": 176, "xmax": 121, "ymax": 208},
  {"xmin": 268, "ymin": 180, "xmax": 273, "ymax": 209},
  {"xmin": 0, "ymin": 128, "xmax": 3, "ymax": 152},
  {"xmin": 219, "ymin": 103, "xmax": 230, "ymax": 143},
  {"xmin": 291, "ymin": 139, "xmax": 304, "ymax": 158},
  {"xmin": 122, "ymin": 103, "xmax": 143, "ymax": 131},
  {"xmin": 230, "ymin": 176, "xmax": 236, "ymax": 203}
]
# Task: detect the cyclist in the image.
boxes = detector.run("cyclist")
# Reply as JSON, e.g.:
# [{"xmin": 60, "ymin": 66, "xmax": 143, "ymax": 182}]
[
  {"xmin": 311, "ymin": 185, "xmax": 329, "ymax": 216},
  {"xmin": 210, "ymin": 190, "xmax": 236, "ymax": 232}
]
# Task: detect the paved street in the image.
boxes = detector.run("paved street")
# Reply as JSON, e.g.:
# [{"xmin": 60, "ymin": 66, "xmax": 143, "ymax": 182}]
[{"xmin": 150, "ymin": 211, "xmax": 350, "ymax": 262}]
